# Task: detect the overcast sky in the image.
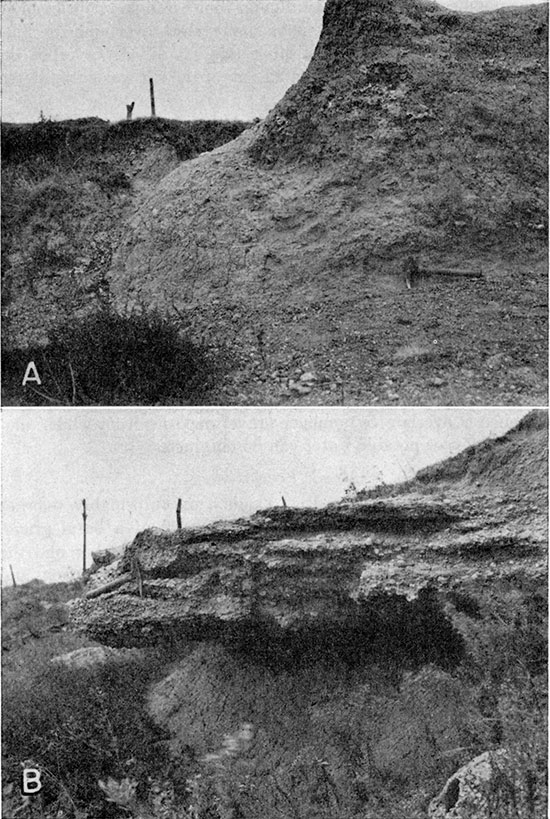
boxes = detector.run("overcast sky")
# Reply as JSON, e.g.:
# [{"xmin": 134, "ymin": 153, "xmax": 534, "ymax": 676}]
[
  {"xmin": 3, "ymin": 0, "xmax": 546, "ymax": 123},
  {"xmin": 2, "ymin": 1, "xmax": 323, "ymax": 122},
  {"xmin": 2, "ymin": 407, "xmax": 529, "ymax": 584}
]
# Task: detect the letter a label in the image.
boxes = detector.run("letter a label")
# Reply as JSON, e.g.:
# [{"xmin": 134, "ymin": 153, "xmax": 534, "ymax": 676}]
[
  {"xmin": 22, "ymin": 361, "xmax": 41, "ymax": 386},
  {"xmin": 22, "ymin": 768, "xmax": 42, "ymax": 794}
]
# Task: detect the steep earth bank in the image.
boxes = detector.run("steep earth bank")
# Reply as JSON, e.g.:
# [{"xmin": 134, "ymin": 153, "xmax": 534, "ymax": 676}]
[{"xmin": 106, "ymin": 0, "xmax": 548, "ymax": 406}]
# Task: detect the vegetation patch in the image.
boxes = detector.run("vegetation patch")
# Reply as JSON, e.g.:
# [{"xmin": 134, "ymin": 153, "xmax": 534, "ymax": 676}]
[
  {"xmin": 2, "ymin": 575, "xmax": 546, "ymax": 818},
  {"xmin": 2, "ymin": 309, "xmax": 220, "ymax": 405},
  {"xmin": 1, "ymin": 118, "xmax": 251, "ymax": 166},
  {"xmin": 3, "ymin": 654, "xmax": 171, "ymax": 816}
]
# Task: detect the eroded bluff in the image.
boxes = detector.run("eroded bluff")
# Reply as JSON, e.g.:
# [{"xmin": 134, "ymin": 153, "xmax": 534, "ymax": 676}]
[{"xmin": 70, "ymin": 413, "xmax": 546, "ymax": 650}]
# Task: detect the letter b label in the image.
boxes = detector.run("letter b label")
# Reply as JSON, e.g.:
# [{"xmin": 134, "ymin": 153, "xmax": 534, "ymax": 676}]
[{"xmin": 22, "ymin": 768, "xmax": 42, "ymax": 794}]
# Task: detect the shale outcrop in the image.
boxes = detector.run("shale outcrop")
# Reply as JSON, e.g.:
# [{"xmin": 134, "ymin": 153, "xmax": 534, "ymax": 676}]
[{"xmin": 70, "ymin": 411, "xmax": 547, "ymax": 648}]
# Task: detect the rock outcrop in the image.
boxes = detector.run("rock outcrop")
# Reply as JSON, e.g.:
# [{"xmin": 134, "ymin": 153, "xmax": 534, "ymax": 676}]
[
  {"xmin": 428, "ymin": 749, "xmax": 536, "ymax": 819},
  {"xmin": 70, "ymin": 411, "xmax": 547, "ymax": 650}
]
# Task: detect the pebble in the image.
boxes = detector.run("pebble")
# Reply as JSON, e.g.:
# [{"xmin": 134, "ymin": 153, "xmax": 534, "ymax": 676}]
[
  {"xmin": 300, "ymin": 371, "xmax": 317, "ymax": 383},
  {"xmin": 288, "ymin": 380, "xmax": 311, "ymax": 395},
  {"xmin": 486, "ymin": 353, "xmax": 505, "ymax": 369},
  {"xmin": 387, "ymin": 392, "xmax": 399, "ymax": 401},
  {"xmin": 429, "ymin": 377, "xmax": 446, "ymax": 387}
]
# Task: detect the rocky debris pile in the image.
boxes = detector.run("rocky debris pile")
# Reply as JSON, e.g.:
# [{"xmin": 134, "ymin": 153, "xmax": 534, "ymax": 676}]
[{"xmin": 69, "ymin": 412, "xmax": 547, "ymax": 648}]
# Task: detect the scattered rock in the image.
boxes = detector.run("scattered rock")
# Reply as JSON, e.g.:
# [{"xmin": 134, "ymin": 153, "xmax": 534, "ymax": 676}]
[
  {"xmin": 393, "ymin": 344, "xmax": 435, "ymax": 365},
  {"xmin": 485, "ymin": 353, "xmax": 505, "ymax": 369},
  {"xmin": 288, "ymin": 380, "xmax": 311, "ymax": 395},
  {"xmin": 91, "ymin": 549, "xmax": 118, "ymax": 568}
]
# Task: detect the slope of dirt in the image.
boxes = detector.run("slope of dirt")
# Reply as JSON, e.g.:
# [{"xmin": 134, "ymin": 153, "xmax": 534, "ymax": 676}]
[
  {"xmin": 361, "ymin": 408, "xmax": 548, "ymax": 502},
  {"xmin": 1, "ymin": 117, "xmax": 251, "ymax": 348},
  {"xmin": 103, "ymin": 0, "xmax": 547, "ymax": 406},
  {"xmin": 69, "ymin": 411, "xmax": 547, "ymax": 647}
]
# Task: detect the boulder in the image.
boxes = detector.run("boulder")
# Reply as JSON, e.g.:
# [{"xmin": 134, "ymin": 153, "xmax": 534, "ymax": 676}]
[
  {"xmin": 91, "ymin": 549, "xmax": 118, "ymax": 568},
  {"xmin": 428, "ymin": 749, "xmax": 535, "ymax": 819}
]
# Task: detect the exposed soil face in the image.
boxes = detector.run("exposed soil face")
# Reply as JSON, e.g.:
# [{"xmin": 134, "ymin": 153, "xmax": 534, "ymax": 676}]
[
  {"xmin": 107, "ymin": 0, "xmax": 548, "ymax": 406},
  {"xmin": 2, "ymin": 0, "xmax": 547, "ymax": 405},
  {"xmin": 1, "ymin": 117, "xmax": 250, "ymax": 348}
]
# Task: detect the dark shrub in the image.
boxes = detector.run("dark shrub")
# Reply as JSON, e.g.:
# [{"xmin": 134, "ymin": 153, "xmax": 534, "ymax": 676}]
[{"xmin": 2, "ymin": 309, "xmax": 219, "ymax": 405}]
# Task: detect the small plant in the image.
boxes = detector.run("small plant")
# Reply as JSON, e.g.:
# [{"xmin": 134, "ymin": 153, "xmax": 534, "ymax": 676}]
[
  {"xmin": 93, "ymin": 168, "xmax": 132, "ymax": 193},
  {"xmin": 98, "ymin": 776, "xmax": 156, "ymax": 817},
  {"xmin": 188, "ymin": 724, "xmax": 255, "ymax": 819}
]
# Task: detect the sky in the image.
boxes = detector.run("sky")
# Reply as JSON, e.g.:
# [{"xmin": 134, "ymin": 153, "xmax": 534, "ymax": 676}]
[
  {"xmin": 2, "ymin": 407, "xmax": 530, "ymax": 584},
  {"xmin": 2, "ymin": 1, "xmax": 324, "ymax": 122},
  {"xmin": 2, "ymin": 0, "xmax": 546, "ymax": 123}
]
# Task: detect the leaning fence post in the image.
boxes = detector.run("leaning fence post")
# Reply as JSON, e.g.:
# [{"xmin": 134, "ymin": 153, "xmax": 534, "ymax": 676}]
[
  {"xmin": 176, "ymin": 498, "xmax": 182, "ymax": 529},
  {"xmin": 82, "ymin": 499, "xmax": 87, "ymax": 573},
  {"xmin": 9, "ymin": 564, "xmax": 17, "ymax": 587}
]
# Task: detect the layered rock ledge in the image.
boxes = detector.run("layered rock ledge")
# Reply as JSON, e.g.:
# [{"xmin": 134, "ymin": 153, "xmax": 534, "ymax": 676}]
[{"xmin": 70, "ymin": 412, "xmax": 547, "ymax": 648}]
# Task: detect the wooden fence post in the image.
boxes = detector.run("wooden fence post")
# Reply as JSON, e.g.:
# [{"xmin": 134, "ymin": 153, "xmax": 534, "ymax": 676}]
[
  {"xmin": 176, "ymin": 498, "xmax": 182, "ymax": 529},
  {"xmin": 149, "ymin": 78, "xmax": 156, "ymax": 118},
  {"xmin": 9, "ymin": 564, "xmax": 17, "ymax": 587},
  {"xmin": 82, "ymin": 499, "xmax": 87, "ymax": 573}
]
